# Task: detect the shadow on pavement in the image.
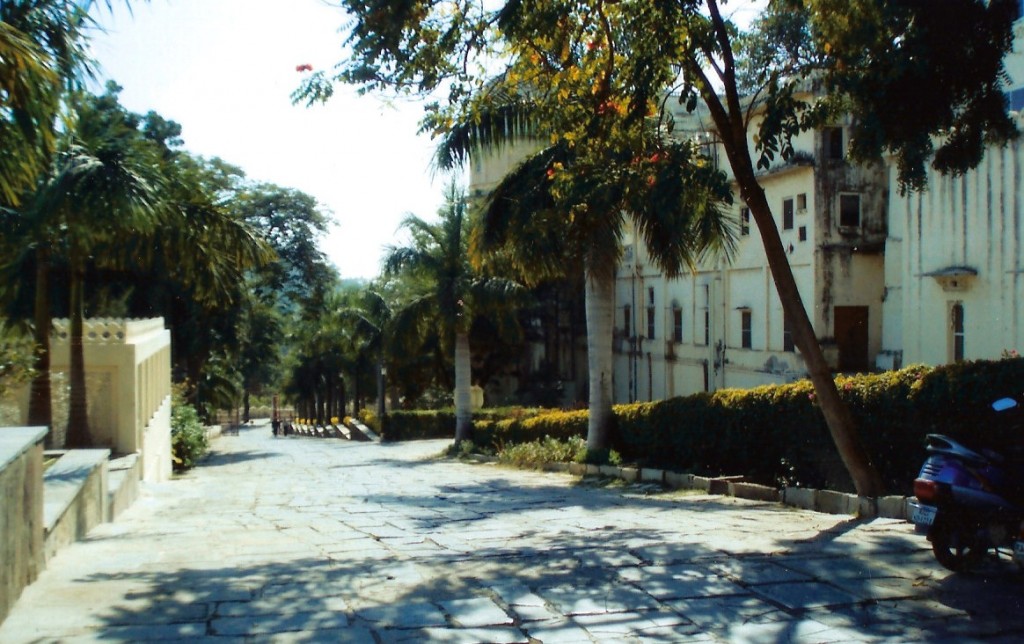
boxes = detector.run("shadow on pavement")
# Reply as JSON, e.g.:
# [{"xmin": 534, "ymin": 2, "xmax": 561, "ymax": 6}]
[
  {"xmin": 198, "ymin": 450, "xmax": 283, "ymax": 468},
  {"xmin": 68, "ymin": 521, "xmax": 1024, "ymax": 643},
  {"xmin": 44, "ymin": 433, "xmax": 1022, "ymax": 642}
]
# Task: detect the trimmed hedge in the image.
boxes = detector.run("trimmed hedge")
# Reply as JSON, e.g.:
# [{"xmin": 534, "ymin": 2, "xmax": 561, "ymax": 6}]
[
  {"xmin": 380, "ymin": 407, "xmax": 548, "ymax": 441},
  {"xmin": 380, "ymin": 358, "xmax": 1024, "ymax": 495}
]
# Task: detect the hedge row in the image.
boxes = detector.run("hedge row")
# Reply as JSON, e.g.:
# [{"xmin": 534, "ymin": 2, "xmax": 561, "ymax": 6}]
[
  {"xmin": 380, "ymin": 358, "xmax": 1024, "ymax": 495},
  {"xmin": 379, "ymin": 407, "xmax": 549, "ymax": 441}
]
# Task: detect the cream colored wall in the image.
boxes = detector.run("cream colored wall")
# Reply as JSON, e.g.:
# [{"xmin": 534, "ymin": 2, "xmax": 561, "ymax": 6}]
[
  {"xmin": 43, "ymin": 319, "xmax": 172, "ymax": 482},
  {"xmin": 885, "ymin": 129, "xmax": 1024, "ymax": 366},
  {"xmin": 468, "ymin": 139, "xmax": 545, "ymax": 193},
  {"xmin": 1006, "ymin": 21, "xmax": 1024, "ymax": 88}
]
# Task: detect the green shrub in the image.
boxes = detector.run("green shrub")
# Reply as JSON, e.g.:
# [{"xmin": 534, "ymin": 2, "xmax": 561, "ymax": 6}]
[
  {"xmin": 385, "ymin": 358, "xmax": 1024, "ymax": 495},
  {"xmin": 498, "ymin": 435, "xmax": 589, "ymax": 468},
  {"xmin": 382, "ymin": 406, "xmax": 551, "ymax": 442},
  {"xmin": 171, "ymin": 397, "xmax": 208, "ymax": 472},
  {"xmin": 381, "ymin": 409, "xmax": 456, "ymax": 441}
]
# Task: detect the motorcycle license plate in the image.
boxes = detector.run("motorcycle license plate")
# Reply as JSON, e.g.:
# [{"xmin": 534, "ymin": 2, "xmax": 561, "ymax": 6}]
[{"xmin": 911, "ymin": 503, "xmax": 937, "ymax": 527}]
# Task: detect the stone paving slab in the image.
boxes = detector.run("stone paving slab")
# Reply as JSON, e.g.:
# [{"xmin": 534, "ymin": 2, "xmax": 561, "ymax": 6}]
[{"xmin": 3, "ymin": 421, "xmax": 1024, "ymax": 642}]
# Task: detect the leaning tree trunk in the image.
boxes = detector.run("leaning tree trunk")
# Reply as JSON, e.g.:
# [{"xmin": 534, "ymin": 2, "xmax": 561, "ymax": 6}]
[
  {"xmin": 453, "ymin": 331, "xmax": 473, "ymax": 442},
  {"xmin": 740, "ymin": 170, "xmax": 884, "ymax": 497},
  {"xmin": 28, "ymin": 245, "xmax": 54, "ymax": 446},
  {"xmin": 695, "ymin": 0, "xmax": 884, "ymax": 497},
  {"xmin": 584, "ymin": 268, "xmax": 616, "ymax": 454},
  {"xmin": 65, "ymin": 260, "xmax": 91, "ymax": 448}
]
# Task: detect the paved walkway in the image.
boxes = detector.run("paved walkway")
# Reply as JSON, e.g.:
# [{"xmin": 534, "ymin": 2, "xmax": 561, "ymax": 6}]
[{"xmin": 2, "ymin": 421, "xmax": 1022, "ymax": 643}]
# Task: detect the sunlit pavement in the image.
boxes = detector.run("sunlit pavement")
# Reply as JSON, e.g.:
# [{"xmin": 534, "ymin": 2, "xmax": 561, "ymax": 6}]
[{"xmin": 2, "ymin": 421, "xmax": 1022, "ymax": 643}]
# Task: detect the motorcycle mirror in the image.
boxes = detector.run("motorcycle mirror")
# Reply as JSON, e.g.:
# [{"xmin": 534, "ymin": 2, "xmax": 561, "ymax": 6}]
[{"xmin": 992, "ymin": 397, "xmax": 1018, "ymax": 411}]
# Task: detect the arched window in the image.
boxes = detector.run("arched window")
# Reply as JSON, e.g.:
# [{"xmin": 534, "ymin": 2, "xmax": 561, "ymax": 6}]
[{"xmin": 950, "ymin": 303, "xmax": 965, "ymax": 363}]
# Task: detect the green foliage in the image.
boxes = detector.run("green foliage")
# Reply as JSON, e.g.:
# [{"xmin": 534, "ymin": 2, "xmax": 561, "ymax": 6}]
[
  {"xmin": 403, "ymin": 359, "xmax": 1024, "ymax": 495},
  {"xmin": 381, "ymin": 409, "xmax": 457, "ymax": 441},
  {"xmin": 0, "ymin": 319, "xmax": 35, "ymax": 399},
  {"xmin": 498, "ymin": 435, "xmax": 588, "ymax": 469},
  {"xmin": 606, "ymin": 362, "xmax": 1021, "ymax": 495},
  {"xmin": 908, "ymin": 357, "xmax": 1024, "ymax": 446},
  {"xmin": 357, "ymin": 408, "xmax": 380, "ymax": 431},
  {"xmin": 446, "ymin": 438, "xmax": 490, "ymax": 459},
  {"xmin": 380, "ymin": 406, "xmax": 550, "ymax": 441},
  {"xmin": 171, "ymin": 393, "xmax": 208, "ymax": 472},
  {"xmin": 473, "ymin": 408, "xmax": 588, "ymax": 450}
]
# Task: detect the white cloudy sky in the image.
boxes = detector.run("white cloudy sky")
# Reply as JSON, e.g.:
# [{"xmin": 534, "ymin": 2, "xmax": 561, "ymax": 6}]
[
  {"xmin": 89, "ymin": 0, "xmax": 451, "ymax": 281},
  {"xmin": 88, "ymin": 0, "xmax": 765, "ymax": 280}
]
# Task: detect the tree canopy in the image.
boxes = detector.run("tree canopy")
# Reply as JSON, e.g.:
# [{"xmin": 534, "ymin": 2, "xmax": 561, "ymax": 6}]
[{"xmin": 300, "ymin": 0, "xmax": 1020, "ymax": 494}]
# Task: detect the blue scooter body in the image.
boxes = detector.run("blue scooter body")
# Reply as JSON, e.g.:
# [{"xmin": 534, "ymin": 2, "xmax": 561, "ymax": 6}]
[{"xmin": 909, "ymin": 397, "xmax": 1024, "ymax": 571}]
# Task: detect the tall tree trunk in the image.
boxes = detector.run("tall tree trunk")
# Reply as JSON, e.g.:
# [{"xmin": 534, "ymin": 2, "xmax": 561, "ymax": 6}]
[
  {"xmin": 584, "ymin": 268, "xmax": 615, "ymax": 453},
  {"xmin": 243, "ymin": 390, "xmax": 251, "ymax": 422},
  {"xmin": 65, "ymin": 261, "xmax": 90, "ymax": 448},
  {"xmin": 736, "ymin": 163, "xmax": 884, "ymax": 497},
  {"xmin": 695, "ymin": 0, "xmax": 884, "ymax": 497},
  {"xmin": 376, "ymin": 355, "xmax": 386, "ymax": 422},
  {"xmin": 454, "ymin": 331, "xmax": 472, "ymax": 442},
  {"xmin": 337, "ymin": 377, "xmax": 346, "ymax": 418},
  {"xmin": 27, "ymin": 246, "xmax": 54, "ymax": 446},
  {"xmin": 324, "ymin": 373, "xmax": 334, "ymax": 423}
]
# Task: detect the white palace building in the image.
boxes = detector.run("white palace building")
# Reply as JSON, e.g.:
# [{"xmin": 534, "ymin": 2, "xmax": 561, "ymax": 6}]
[{"xmin": 471, "ymin": 15, "xmax": 1024, "ymax": 405}]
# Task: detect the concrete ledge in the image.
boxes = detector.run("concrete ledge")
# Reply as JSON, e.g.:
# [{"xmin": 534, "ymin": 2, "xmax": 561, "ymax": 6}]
[
  {"xmin": 543, "ymin": 462, "xmax": 571, "ymax": 473},
  {"xmin": 690, "ymin": 476, "xmax": 712, "ymax": 492},
  {"xmin": 664, "ymin": 471, "xmax": 691, "ymax": 489},
  {"xmin": 877, "ymin": 495, "xmax": 910, "ymax": 520},
  {"xmin": 43, "ymin": 449, "xmax": 109, "ymax": 562},
  {"xmin": 783, "ymin": 487, "xmax": 817, "ymax": 511},
  {"xmin": 348, "ymin": 420, "xmax": 380, "ymax": 442},
  {"xmin": 0, "ymin": 427, "xmax": 46, "ymax": 624},
  {"xmin": 640, "ymin": 468, "xmax": 665, "ymax": 484},
  {"xmin": 730, "ymin": 481, "xmax": 781, "ymax": 503},
  {"xmin": 816, "ymin": 489, "xmax": 857, "ymax": 516},
  {"xmin": 107, "ymin": 453, "xmax": 141, "ymax": 522},
  {"xmin": 529, "ymin": 455, "xmax": 913, "ymax": 521}
]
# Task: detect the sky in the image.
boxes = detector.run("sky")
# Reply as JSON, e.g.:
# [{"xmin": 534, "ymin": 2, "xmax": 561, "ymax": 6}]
[
  {"xmin": 88, "ymin": 0, "xmax": 766, "ymax": 281},
  {"xmin": 89, "ymin": 0, "xmax": 451, "ymax": 281}
]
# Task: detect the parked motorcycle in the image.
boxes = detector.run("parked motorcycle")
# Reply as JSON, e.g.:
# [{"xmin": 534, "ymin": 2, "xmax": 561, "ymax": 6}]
[{"xmin": 910, "ymin": 395, "xmax": 1024, "ymax": 572}]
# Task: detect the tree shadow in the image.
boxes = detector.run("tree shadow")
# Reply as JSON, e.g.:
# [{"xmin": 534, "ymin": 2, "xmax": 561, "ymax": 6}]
[
  {"xmin": 32, "ymin": 434, "xmax": 1014, "ymax": 642},
  {"xmin": 34, "ymin": 513, "xmax": 1018, "ymax": 643},
  {"xmin": 196, "ymin": 450, "xmax": 283, "ymax": 469}
]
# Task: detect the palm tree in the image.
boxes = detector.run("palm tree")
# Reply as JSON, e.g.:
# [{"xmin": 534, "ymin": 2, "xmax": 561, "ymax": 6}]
[
  {"xmin": 34, "ymin": 91, "xmax": 164, "ymax": 446},
  {"xmin": 384, "ymin": 184, "xmax": 522, "ymax": 442},
  {"xmin": 438, "ymin": 110, "xmax": 736, "ymax": 455},
  {"xmin": 1, "ymin": 1, "xmax": 142, "ymax": 445},
  {"xmin": 0, "ymin": 19, "xmax": 58, "ymax": 206},
  {"xmin": 337, "ymin": 289, "xmax": 393, "ymax": 421}
]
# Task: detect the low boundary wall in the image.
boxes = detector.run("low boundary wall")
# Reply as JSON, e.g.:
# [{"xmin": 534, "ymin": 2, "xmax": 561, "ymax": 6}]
[
  {"xmin": 42, "ymin": 450, "xmax": 109, "ymax": 562},
  {"xmin": 0, "ymin": 428, "xmax": 46, "ymax": 624}
]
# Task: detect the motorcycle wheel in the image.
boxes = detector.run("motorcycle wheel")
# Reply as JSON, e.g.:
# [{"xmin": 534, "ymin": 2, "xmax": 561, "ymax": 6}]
[{"xmin": 930, "ymin": 520, "xmax": 986, "ymax": 572}]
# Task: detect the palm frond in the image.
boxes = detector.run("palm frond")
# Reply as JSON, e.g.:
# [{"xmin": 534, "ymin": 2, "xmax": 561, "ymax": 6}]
[{"xmin": 434, "ymin": 97, "xmax": 538, "ymax": 171}]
